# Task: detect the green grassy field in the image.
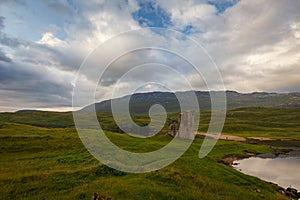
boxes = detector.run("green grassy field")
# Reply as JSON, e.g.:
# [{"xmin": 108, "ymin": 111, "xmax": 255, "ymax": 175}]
[
  {"xmin": 0, "ymin": 107, "xmax": 299, "ymax": 199},
  {"xmin": 1, "ymin": 107, "xmax": 299, "ymax": 139}
]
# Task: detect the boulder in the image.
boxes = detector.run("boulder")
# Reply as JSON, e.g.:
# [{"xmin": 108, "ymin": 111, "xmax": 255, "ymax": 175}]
[{"xmin": 285, "ymin": 187, "xmax": 299, "ymax": 200}]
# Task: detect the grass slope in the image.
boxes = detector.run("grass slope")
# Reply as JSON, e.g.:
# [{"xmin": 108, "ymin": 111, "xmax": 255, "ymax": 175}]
[{"xmin": 0, "ymin": 121, "xmax": 288, "ymax": 200}]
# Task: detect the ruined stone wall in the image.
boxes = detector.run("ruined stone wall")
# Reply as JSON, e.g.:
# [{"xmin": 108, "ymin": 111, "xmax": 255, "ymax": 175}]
[{"xmin": 176, "ymin": 110, "xmax": 195, "ymax": 139}]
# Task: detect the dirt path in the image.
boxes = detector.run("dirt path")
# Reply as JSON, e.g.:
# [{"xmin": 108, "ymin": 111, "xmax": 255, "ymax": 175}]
[
  {"xmin": 197, "ymin": 132, "xmax": 246, "ymax": 142},
  {"xmin": 248, "ymin": 137, "xmax": 274, "ymax": 141}
]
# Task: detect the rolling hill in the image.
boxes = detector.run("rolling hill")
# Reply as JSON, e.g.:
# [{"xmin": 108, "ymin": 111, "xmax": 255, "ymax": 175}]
[{"xmin": 83, "ymin": 91, "xmax": 300, "ymax": 114}]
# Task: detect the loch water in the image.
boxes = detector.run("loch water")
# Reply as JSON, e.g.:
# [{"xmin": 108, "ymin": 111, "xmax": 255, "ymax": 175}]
[{"xmin": 233, "ymin": 152, "xmax": 300, "ymax": 190}]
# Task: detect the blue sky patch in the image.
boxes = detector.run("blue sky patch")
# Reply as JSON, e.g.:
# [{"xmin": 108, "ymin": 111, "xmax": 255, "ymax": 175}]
[
  {"xmin": 208, "ymin": 0, "xmax": 240, "ymax": 14},
  {"xmin": 132, "ymin": 0, "xmax": 172, "ymax": 28},
  {"xmin": 182, "ymin": 25, "xmax": 193, "ymax": 34}
]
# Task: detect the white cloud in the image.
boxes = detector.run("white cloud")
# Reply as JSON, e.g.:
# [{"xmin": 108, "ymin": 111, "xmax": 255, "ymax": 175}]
[
  {"xmin": 156, "ymin": 0, "xmax": 216, "ymax": 30},
  {"xmin": 182, "ymin": 0, "xmax": 300, "ymax": 92},
  {"xmin": 37, "ymin": 32, "xmax": 66, "ymax": 47}
]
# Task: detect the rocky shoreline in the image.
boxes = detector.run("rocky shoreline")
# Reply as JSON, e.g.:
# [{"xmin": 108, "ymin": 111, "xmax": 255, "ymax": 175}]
[
  {"xmin": 278, "ymin": 187, "xmax": 300, "ymax": 200},
  {"xmin": 220, "ymin": 151, "xmax": 257, "ymax": 166}
]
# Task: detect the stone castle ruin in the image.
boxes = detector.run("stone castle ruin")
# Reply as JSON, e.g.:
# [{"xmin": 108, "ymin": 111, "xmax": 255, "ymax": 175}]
[{"xmin": 169, "ymin": 110, "xmax": 196, "ymax": 140}]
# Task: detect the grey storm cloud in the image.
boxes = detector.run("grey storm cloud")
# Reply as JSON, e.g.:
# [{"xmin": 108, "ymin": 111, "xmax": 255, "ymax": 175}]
[
  {"xmin": 0, "ymin": 34, "xmax": 25, "ymax": 47},
  {"xmin": 0, "ymin": 0, "xmax": 26, "ymax": 6},
  {"xmin": 47, "ymin": 1, "xmax": 76, "ymax": 17},
  {"xmin": 10, "ymin": 40, "xmax": 83, "ymax": 72},
  {"xmin": 99, "ymin": 49, "xmax": 194, "ymax": 87},
  {"xmin": 0, "ymin": 17, "xmax": 26, "ymax": 48},
  {"xmin": 0, "ymin": 61, "xmax": 73, "ymax": 107},
  {"xmin": 0, "ymin": 49, "xmax": 11, "ymax": 63},
  {"xmin": 0, "ymin": 16, "xmax": 4, "ymax": 30}
]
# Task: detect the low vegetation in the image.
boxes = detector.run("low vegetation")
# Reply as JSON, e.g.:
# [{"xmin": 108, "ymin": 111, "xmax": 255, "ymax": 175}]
[{"xmin": 0, "ymin": 107, "xmax": 299, "ymax": 199}]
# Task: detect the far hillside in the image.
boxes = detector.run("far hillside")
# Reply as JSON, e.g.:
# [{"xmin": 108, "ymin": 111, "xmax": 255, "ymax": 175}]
[{"xmin": 82, "ymin": 91, "xmax": 300, "ymax": 114}]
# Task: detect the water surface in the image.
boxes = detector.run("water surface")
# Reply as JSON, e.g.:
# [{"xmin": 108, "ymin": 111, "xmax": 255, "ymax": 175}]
[{"xmin": 233, "ymin": 155, "xmax": 300, "ymax": 190}]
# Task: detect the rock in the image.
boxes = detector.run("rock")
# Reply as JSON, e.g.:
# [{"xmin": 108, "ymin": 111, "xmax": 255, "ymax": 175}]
[
  {"xmin": 287, "ymin": 187, "xmax": 298, "ymax": 194},
  {"xmin": 92, "ymin": 193, "xmax": 112, "ymax": 200},
  {"xmin": 278, "ymin": 187, "xmax": 300, "ymax": 200},
  {"xmin": 92, "ymin": 192, "xmax": 98, "ymax": 200},
  {"xmin": 221, "ymin": 156, "xmax": 236, "ymax": 165},
  {"xmin": 174, "ymin": 171, "xmax": 180, "ymax": 175},
  {"xmin": 279, "ymin": 190, "xmax": 285, "ymax": 195},
  {"xmin": 168, "ymin": 121, "xmax": 178, "ymax": 137},
  {"xmin": 287, "ymin": 193, "xmax": 298, "ymax": 200},
  {"xmin": 255, "ymin": 188, "xmax": 261, "ymax": 193},
  {"xmin": 245, "ymin": 152, "xmax": 256, "ymax": 156},
  {"xmin": 278, "ymin": 187, "xmax": 286, "ymax": 195},
  {"xmin": 260, "ymin": 194, "xmax": 264, "ymax": 198},
  {"xmin": 285, "ymin": 187, "xmax": 299, "ymax": 200}
]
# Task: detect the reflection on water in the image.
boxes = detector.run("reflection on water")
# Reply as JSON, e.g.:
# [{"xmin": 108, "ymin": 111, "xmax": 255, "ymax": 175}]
[{"xmin": 233, "ymin": 155, "xmax": 300, "ymax": 190}]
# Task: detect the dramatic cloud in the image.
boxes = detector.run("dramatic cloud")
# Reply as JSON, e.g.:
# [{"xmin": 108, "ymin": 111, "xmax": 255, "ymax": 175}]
[
  {"xmin": 0, "ymin": 49, "xmax": 11, "ymax": 63},
  {"xmin": 0, "ymin": 0, "xmax": 299, "ymax": 111},
  {"xmin": 0, "ymin": 16, "xmax": 4, "ymax": 30}
]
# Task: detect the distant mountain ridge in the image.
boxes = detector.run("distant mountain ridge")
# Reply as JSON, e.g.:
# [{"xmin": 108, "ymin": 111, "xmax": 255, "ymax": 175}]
[
  {"xmin": 82, "ymin": 91, "xmax": 300, "ymax": 114},
  {"xmin": 15, "ymin": 109, "xmax": 43, "ymax": 113}
]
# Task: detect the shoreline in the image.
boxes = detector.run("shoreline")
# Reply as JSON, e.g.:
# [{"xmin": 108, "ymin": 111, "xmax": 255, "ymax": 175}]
[{"xmin": 221, "ymin": 150, "xmax": 300, "ymax": 200}]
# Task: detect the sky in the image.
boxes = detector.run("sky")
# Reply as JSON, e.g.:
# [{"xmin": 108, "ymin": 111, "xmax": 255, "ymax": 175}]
[{"xmin": 0, "ymin": 0, "xmax": 299, "ymax": 112}]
